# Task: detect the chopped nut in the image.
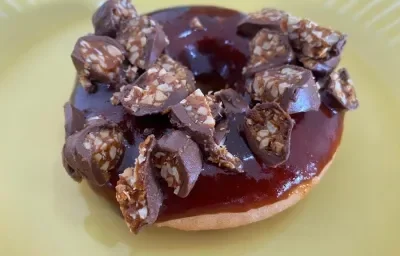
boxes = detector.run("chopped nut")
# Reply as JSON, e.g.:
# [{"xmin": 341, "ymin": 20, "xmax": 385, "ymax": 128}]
[
  {"xmin": 205, "ymin": 93, "xmax": 224, "ymax": 121},
  {"xmin": 248, "ymin": 65, "xmax": 320, "ymax": 114},
  {"xmin": 117, "ymin": 16, "xmax": 169, "ymax": 69},
  {"xmin": 243, "ymin": 29, "xmax": 295, "ymax": 75},
  {"xmin": 326, "ymin": 68, "xmax": 359, "ymax": 110},
  {"xmin": 92, "ymin": 0, "xmax": 139, "ymax": 37},
  {"xmin": 154, "ymin": 131, "xmax": 203, "ymax": 198},
  {"xmin": 205, "ymin": 140, "xmax": 244, "ymax": 173},
  {"xmin": 237, "ymin": 8, "xmax": 288, "ymax": 37},
  {"xmin": 62, "ymin": 118, "xmax": 125, "ymax": 185},
  {"xmin": 71, "ymin": 35, "xmax": 126, "ymax": 92},
  {"xmin": 214, "ymin": 118, "xmax": 230, "ymax": 146},
  {"xmin": 244, "ymin": 103, "xmax": 294, "ymax": 167},
  {"xmin": 115, "ymin": 135, "xmax": 162, "ymax": 234}
]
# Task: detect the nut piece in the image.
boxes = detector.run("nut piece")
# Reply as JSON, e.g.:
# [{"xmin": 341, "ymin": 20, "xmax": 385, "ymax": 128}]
[
  {"xmin": 248, "ymin": 65, "xmax": 320, "ymax": 114},
  {"xmin": 71, "ymin": 35, "xmax": 126, "ymax": 92},
  {"xmin": 243, "ymin": 29, "xmax": 295, "ymax": 75},
  {"xmin": 205, "ymin": 139, "xmax": 244, "ymax": 173},
  {"xmin": 116, "ymin": 135, "xmax": 163, "ymax": 234},
  {"xmin": 190, "ymin": 16, "xmax": 205, "ymax": 30},
  {"xmin": 62, "ymin": 118, "xmax": 125, "ymax": 186},
  {"xmin": 244, "ymin": 103, "xmax": 294, "ymax": 167},
  {"xmin": 120, "ymin": 64, "xmax": 191, "ymax": 116},
  {"xmin": 214, "ymin": 118, "xmax": 230, "ymax": 146},
  {"xmin": 92, "ymin": 0, "xmax": 139, "ymax": 37},
  {"xmin": 205, "ymin": 93, "xmax": 224, "ymax": 121},
  {"xmin": 154, "ymin": 131, "xmax": 203, "ymax": 198},
  {"xmin": 237, "ymin": 8, "xmax": 287, "ymax": 37},
  {"xmin": 326, "ymin": 68, "xmax": 359, "ymax": 110},
  {"xmin": 64, "ymin": 102, "xmax": 85, "ymax": 137},
  {"xmin": 215, "ymin": 88, "xmax": 249, "ymax": 114},
  {"xmin": 117, "ymin": 15, "xmax": 169, "ymax": 70},
  {"xmin": 170, "ymin": 90, "xmax": 243, "ymax": 172}
]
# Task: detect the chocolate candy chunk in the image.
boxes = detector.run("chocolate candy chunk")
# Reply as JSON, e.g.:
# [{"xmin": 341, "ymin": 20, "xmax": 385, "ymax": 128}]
[
  {"xmin": 299, "ymin": 55, "xmax": 341, "ymax": 77},
  {"xmin": 116, "ymin": 135, "xmax": 162, "ymax": 234},
  {"xmin": 170, "ymin": 89, "xmax": 216, "ymax": 139},
  {"xmin": 71, "ymin": 35, "xmax": 126, "ymax": 92},
  {"xmin": 243, "ymin": 29, "xmax": 295, "ymax": 75},
  {"xmin": 64, "ymin": 102, "xmax": 85, "ymax": 137},
  {"xmin": 244, "ymin": 103, "xmax": 294, "ymax": 167},
  {"xmin": 120, "ymin": 63, "xmax": 191, "ymax": 116},
  {"xmin": 155, "ymin": 55, "xmax": 196, "ymax": 94},
  {"xmin": 92, "ymin": 0, "xmax": 139, "ymax": 37},
  {"xmin": 325, "ymin": 68, "xmax": 359, "ymax": 110},
  {"xmin": 62, "ymin": 118, "xmax": 125, "ymax": 186},
  {"xmin": 215, "ymin": 88, "xmax": 249, "ymax": 114},
  {"xmin": 205, "ymin": 93, "xmax": 224, "ymax": 120},
  {"xmin": 248, "ymin": 65, "xmax": 320, "ymax": 114},
  {"xmin": 283, "ymin": 16, "xmax": 347, "ymax": 60},
  {"xmin": 237, "ymin": 8, "xmax": 287, "ymax": 37},
  {"xmin": 117, "ymin": 16, "xmax": 169, "ymax": 70},
  {"xmin": 214, "ymin": 118, "xmax": 230, "ymax": 146},
  {"xmin": 170, "ymin": 90, "xmax": 243, "ymax": 172},
  {"xmin": 282, "ymin": 15, "xmax": 346, "ymax": 76},
  {"xmin": 154, "ymin": 131, "xmax": 203, "ymax": 198}
]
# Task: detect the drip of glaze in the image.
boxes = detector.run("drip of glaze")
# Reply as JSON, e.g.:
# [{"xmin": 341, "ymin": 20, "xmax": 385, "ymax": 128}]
[{"xmin": 70, "ymin": 6, "xmax": 344, "ymax": 221}]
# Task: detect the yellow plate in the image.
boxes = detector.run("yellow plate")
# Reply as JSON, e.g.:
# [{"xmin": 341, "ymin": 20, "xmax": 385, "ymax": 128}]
[{"xmin": 1, "ymin": 0, "xmax": 399, "ymax": 255}]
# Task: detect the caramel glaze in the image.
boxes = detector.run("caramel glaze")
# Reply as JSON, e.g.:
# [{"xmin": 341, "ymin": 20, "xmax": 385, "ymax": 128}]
[{"xmin": 70, "ymin": 6, "xmax": 344, "ymax": 222}]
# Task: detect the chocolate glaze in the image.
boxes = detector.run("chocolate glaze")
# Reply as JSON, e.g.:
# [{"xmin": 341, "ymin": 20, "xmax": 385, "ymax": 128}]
[{"xmin": 70, "ymin": 6, "xmax": 344, "ymax": 221}]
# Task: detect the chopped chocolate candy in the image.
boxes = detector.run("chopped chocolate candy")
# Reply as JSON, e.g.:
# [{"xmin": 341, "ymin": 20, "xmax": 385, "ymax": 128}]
[
  {"xmin": 244, "ymin": 103, "xmax": 294, "ymax": 167},
  {"xmin": 243, "ymin": 29, "xmax": 295, "ymax": 75},
  {"xmin": 237, "ymin": 8, "xmax": 287, "ymax": 37},
  {"xmin": 170, "ymin": 89, "xmax": 215, "ymax": 139},
  {"xmin": 64, "ymin": 102, "xmax": 85, "ymax": 137},
  {"xmin": 155, "ymin": 55, "xmax": 196, "ymax": 94},
  {"xmin": 205, "ymin": 93, "xmax": 224, "ymax": 120},
  {"xmin": 170, "ymin": 90, "xmax": 243, "ymax": 172},
  {"xmin": 215, "ymin": 88, "xmax": 249, "ymax": 114},
  {"xmin": 214, "ymin": 118, "xmax": 230, "ymax": 146},
  {"xmin": 117, "ymin": 15, "xmax": 169, "ymax": 70},
  {"xmin": 282, "ymin": 15, "xmax": 347, "ymax": 76},
  {"xmin": 71, "ymin": 35, "xmax": 126, "ymax": 92},
  {"xmin": 116, "ymin": 135, "xmax": 162, "ymax": 233},
  {"xmin": 120, "ymin": 64, "xmax": 191, "ymax": 116},
  {"xmin": 154, "ymin": 131, "xmax": 203, "ymax": 198},
  {"xmin": 248, "ymin": 65, "xmax": 320, "ymax": 114},
  {"xmin": 62, "ymin": 118, "xmax": 125, "ymax": 186},
  {"xmin": 92, "ymin": 0, "xmax": 139, "ymax": 37},
  {"xmin": 326, "ymin": 68, "xmax": 359, "ymax": 110},
  {"xmin": 298, "ymin": 55, "xmax": 341, "ymax": 77},
  {"xmin": 190, "ymin": 16, "xmax": 205, "ymax": 30}
]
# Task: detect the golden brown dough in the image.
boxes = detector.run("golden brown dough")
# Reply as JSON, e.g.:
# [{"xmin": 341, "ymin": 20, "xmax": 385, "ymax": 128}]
[{"xmin": 155, "ymin": 157, "xmax": 333, "ymax": 231}]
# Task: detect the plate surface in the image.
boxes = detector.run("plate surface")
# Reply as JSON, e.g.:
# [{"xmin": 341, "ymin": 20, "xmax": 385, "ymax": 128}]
[{"xmin": 0, "ymin": 0, "xmax": 399, "ymax": 255}]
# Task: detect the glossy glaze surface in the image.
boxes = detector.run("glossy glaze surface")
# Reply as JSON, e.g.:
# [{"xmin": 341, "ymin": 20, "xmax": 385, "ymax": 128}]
[{"xmin": 71, "ymin": 6, "xmax": 344, "ymax": 221}]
